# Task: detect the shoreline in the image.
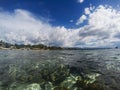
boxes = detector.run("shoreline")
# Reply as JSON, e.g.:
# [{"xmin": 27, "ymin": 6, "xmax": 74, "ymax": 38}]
[{"xmin": 0, "ymin": 47, "xmax": 117, "ymax": 51}]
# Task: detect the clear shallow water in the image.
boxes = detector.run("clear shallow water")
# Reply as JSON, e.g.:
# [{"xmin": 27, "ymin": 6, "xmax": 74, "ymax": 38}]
[{"xmin": 0, "ymin": 49, "xmax": 120, "ymax": 90}]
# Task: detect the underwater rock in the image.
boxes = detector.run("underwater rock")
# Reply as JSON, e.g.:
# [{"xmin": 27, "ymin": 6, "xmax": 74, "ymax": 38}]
[
  {"xmin": 45, "ymin": 82, "xmax": 53, "ymax": 90},
  {"xmin": 59, "ymin": 73, "xmax": 101, "ymax": 90},
  {"xmin": 53, "ymin": 86, "xmax": 69, "ymax": 90},
  {"xmin": 9, "ymin": 83, "xmax": 26, "ymax": 90},
  {"xmin": 8, "ymin": 64, "xmax": 20, "ymax": 80},
  {"xmin": 84, "ymin": 83, "xmax": 104, "ymax": 90},
  {"xmin": 9, "ymin": 82, "xmax": 18, "ymax": 89},
  {"xmin": 24, "ymin": 83, "xmax": 41, "ymax": 90},
  {"xmin": 0, "ymin": 56, "xmax": 102, "ymax": 90},
  {"xmin": 83, "ymin": 73, "xmax": 100, "ymax": 84},
  {"xmin": 10, "ymin": 83, "xmax": 26, "ymax": 90},
  {"xmin": 61, "ymin": 74, "xmax": 79, "ymax": 89},
  {"xmin": 9, "ymin": 83, "xmax": 41, "ymax": 90},
  {"xmin": 39, "ymin": 62, "xmax": 70, "ymax": 85},
  {"xmin": 0, "ymin": 82, "xmax": 3, "ymax": 90}
]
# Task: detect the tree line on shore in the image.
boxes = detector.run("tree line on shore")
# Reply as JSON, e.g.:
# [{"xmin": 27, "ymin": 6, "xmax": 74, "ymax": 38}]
[
  {"xmin": 0, "ymin": 40, "xmax": 114, "ymax": 50},
  {"xmin": 0, "ymin": 40, "xmax": 63, "ymax": 50}
]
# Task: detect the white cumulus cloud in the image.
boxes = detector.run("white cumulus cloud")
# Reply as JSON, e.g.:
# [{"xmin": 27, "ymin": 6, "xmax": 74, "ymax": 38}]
[
  {"xmin": 84, "ymin": 7, "xmax": 91, "ymax": 15},
  {"xmin": 1, "ymin": 5, "xmax": 120, "ymax": 47},
  {"xmin": 78, "ymin": 0, "xmax": 84, "ymax": 3},
  {"xmin": 0, "ymin": 9, "xmax": 81, "ymax": 47},
  {"xmin": 76, "ymin": 5, "xmax": 95, "ymax": 25},
  {"xmin": 76, "ymin": 15, "xmax": 87, "ymax": 25},
  {"xmin": 77, "ymin": 5, "xmax": 120, "ymax": 47}
]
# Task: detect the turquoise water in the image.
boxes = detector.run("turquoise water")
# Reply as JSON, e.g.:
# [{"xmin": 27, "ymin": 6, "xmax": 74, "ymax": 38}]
[{"xmin": 0, "ymin": 49, "xmax": 120, "ymax": 90}]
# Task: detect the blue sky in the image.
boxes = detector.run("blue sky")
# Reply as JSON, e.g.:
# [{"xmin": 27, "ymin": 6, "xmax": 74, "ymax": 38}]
[
  {"xmin": 0, "ymin": 0, "xmax": 118, "ymax": 28},
  {"xmin": 0, "ymin": 0, "xmax": 120, "ymax": 47}
]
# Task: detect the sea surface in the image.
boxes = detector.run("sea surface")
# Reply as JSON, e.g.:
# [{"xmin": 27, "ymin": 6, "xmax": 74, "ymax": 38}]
[{"xmin": 0, "ymin": 49, "xmax": 120, "ymax": 90}]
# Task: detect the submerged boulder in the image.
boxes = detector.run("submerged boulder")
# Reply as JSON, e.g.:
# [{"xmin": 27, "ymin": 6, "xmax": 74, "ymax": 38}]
[
  {"xmin": 60, "ymin": 74, "xmax": 80, "ymax": 89},
  {"xmin": 45, "ymin": 82, "xmax": 53, "ymax": 90},
  {"xmin": 24, "ymin": 83, "xmax": 41, "ymax": 90},
  {"xmin": 9, "ymin": 83, "xmax": 41, "ymax": 90}
]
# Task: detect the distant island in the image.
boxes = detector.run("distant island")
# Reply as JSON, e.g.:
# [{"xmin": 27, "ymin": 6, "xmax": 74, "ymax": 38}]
[
  {"xmin": 0, "ymin": 40, "xmax": 63, "ymax": 50},
  {"xmin": 0, "ymin": 40, "xmax": 117, "ymax": 50}
]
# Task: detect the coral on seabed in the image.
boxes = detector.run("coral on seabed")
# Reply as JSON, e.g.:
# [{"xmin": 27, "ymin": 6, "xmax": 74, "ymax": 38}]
[{"xmin": 0, "ymin": 58, "xmax": 102, "ymax": 90}]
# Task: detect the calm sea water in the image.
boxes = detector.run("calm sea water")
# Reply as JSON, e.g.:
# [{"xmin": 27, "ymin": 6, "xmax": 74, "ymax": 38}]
[{"xmin": 0, "ymin": 49, "xmax": 120, "ymax": 90}]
